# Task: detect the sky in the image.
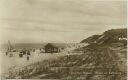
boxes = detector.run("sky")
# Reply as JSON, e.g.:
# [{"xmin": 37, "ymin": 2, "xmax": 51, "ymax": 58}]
[{"xmin": 0, "ymin": 0, "xmax": 127, "ymax": 44}]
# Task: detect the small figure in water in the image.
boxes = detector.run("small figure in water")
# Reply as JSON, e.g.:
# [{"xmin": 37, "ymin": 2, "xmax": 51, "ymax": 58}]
[
  {"xmin": 27, "ymin": 50, "xmax": 30, "ymax": 55},
  {"xmin": 6, "ymin": 52, "xmax": 8, "ymax": 55},
  {"xmin": 27, "ymin": 56, "xmax": 29, "ymax": 61},
  {"xmin": 33, "ymin": 49, "xmax": 35, "ymax": 52},
  {"xmin": 9, "ymin": 53, "xmax": 13, "ymax": 57},
  {"xmin": 19, "ymin": 53, "xmax": 23, "ymax": 58},
  {"xmin": 22, "ymin": 50, "xmax": 26, "ymax": 55}
]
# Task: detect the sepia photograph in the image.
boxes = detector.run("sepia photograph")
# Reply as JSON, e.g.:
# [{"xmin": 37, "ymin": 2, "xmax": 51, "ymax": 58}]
[{"xmin": 0, "ymin": 0, "xmax": 127, "ymax": 80}]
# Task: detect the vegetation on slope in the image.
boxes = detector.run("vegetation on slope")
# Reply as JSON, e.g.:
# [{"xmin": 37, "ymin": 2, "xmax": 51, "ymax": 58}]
[{"xmin": 6, "ymin": 44, "xmax": 126, "ymax": 79}]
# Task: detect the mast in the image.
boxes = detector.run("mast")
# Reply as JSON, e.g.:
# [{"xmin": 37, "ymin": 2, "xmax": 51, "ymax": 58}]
[{"xmin": 7, "ymin": 40, "xmax": 13, "ymax": 52}]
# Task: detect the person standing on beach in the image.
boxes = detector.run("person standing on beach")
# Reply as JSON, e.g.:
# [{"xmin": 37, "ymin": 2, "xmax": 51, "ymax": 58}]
[
  {"xmin": 6, "ymin": 52, "xmax": 8, "ymax": 55},
  {"xmin": 27, "ymin": 50, "xmax": 30, "ymax": 55},
  {"xmin": 27, "ymin": 56, "xmax": 29, "ymax": 61}
]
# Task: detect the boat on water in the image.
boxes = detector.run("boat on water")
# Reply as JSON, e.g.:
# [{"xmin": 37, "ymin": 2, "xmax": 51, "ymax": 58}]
[
  {"xmin": 7, "ymin": 41, "xmax": 16, "ymax": 52},
  {"xmin": 6, "ymin": 41, "xmax": 16, "ymax": 57}
]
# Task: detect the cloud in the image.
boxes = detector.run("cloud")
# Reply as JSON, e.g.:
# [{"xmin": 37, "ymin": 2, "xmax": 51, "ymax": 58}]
[{"xmin": 0, "ymin": 0, "xmax": 126, "ymax": 43}]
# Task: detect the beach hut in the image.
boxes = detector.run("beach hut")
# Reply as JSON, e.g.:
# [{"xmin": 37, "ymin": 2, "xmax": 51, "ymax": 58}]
[{"xmin": 44, "ymin": 43, "xmax": 66, "ymax": 53}]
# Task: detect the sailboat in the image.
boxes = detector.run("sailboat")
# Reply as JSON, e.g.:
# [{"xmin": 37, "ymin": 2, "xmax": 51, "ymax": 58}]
[
  {"xmin": 6, "ymin": 41, "xmax": 16, "ymax": 57},
  {"xmin": 6, "ymin": 40, "xmax": 16, "ymax": 52},
  {"xmin": 7, "ymin": 40, "xmax": 13, "ymax": 52}
]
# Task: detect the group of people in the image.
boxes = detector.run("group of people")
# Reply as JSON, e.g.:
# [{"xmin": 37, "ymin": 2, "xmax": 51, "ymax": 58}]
[
  {"xmin": 19, "ymin": 50, "xmax": 31, "ymax": 60},
  {"xmin": 5, "ymin": 49, "xmax": 32, "ymax": 61},
  {"xmin": 5, "ymin": 48, "xmax": 44, "ymax": 61},
  {"xmin": 5, "ymin": 52, "xmax": 13, "ymax": 57}
]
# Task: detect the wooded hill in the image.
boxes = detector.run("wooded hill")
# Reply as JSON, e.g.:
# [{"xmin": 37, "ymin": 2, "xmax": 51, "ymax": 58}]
[{"xmin": 80, "ymin": 28, "xmax": 127, "ymax": 45}]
